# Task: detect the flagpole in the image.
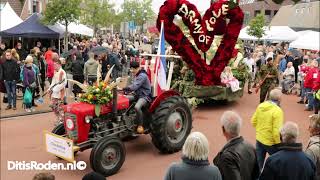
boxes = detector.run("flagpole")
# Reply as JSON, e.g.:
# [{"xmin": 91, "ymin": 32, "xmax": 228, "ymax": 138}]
[{"xmin": 153, "ymin": 20, "xmax": 164, "ymax": 97}]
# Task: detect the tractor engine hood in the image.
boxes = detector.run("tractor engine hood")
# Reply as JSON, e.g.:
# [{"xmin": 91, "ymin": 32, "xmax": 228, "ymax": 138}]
[{"xmin": 64, "ymin": 94, "xmax": 130, "ymax": 116}]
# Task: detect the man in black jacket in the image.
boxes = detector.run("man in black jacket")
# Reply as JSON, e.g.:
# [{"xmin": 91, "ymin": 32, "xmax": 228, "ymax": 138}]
[
  {"xmin": 260, "ymin": 122, "xmax": 316, "ymax": 180},
  {"xmin": 213, "ymin": 111, "xmax": 259, "ymax": 180},
  {"xmin": 72, "ymin": 52, "xmax": 85, "ymax": 97},
  {"xmin": 16, "ymin": 42, "xmax": 27, "ymax": 61},
  {"xmin": 1, "ymin": 50, "xmax": 20, "ymax": 110}
]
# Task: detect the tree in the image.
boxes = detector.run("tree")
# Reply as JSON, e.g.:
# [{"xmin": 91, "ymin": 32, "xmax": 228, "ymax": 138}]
[
  {"xmin": 120, "ymin": 0, "xmax": 155, "ymax": 32},
  {"xmin": 81, "ymin": 0, "xmax": 115, "ymax": 36},
  {"xmin": 247, "ymin": 13, "xmax": 266, "ymax": 41},
  {"xmin": 42, "ymin": 0, "xmax": 81, "ymax": 52}
]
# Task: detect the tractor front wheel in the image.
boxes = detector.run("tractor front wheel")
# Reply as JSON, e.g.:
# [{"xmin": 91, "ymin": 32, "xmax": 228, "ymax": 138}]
[
  {"xmin": 90, "ymin": 137, "xmax": 126, "ymax": 177},
  {"xmin": 151, "ymin": 96, "xmax": 192, "ymax": 154}
]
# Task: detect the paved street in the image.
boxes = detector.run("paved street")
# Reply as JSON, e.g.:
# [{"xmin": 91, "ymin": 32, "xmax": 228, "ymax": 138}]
[{"xmin": 0, "ymin": 91, "xmax": 313, "ymax": 180}]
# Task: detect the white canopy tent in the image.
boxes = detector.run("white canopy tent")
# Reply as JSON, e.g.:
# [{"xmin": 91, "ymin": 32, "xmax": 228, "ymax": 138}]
[
  {"xmin": 0, "ymin": 2, "xmax": 23, "ymax": 31},
  {"xmin": 48, "ymin": 22, "xmax": 94, "ymax": 37},
  {"xmin": 67, "ymin": 23, "xmax": 94, "ymax": 37},
  {"xmin": 290, "ymin": 31, "xmax": 320, "ymax": 50},
  {"xmin": 264, "ymin": 26, "xmax": 298, "ymax": 42},
  {"xmin": 239, "ymin": 26, "xmax": 298, "ymax": 42}
]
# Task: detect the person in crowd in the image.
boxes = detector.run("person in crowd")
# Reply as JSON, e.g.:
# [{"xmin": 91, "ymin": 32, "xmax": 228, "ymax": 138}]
[
  {"xmin": 82, "ymin": 172, "xmax": 105, "ymax": 180},
  {"xmin": 11, "ymin": 48, "xmax": 20, "ymax": 62},
  {"xmin": 1, "ymin": 50, "xmax": 20, "ymax": 110},
  {"xmin": 281, "ymin": 62, "xmax": 295, "ymax": 94},
  {"xmin": 140, "ymin": 57, "xmax": 151, "ymax": 82},
  {"xmin": 251, "ymin": 88, "xmax": 283, "ymax": 171},
  {"xmin": 36, "ymin": 41, "xmax": 42, "ymax": 50},
  {"xmin": 213, "ymin": 111, "xmax": 259, "ymax": 180},
  {"xmin": 72, "ymin": 52, "xmax": 85, "ymax": 98},
  {"xmin": 30, "ymin": 48, "xmax": 39, "ymax": 67},
  {"xmin": 0, "ymin": 53, "xmax": 7, "ymax": 106},
  {"xmin": 313, "ymin": 66, "xmax": 320, "ymax": 114},
  {"xmin": 257, "ymin": 57, "xmax": 279, "ymax": 103},
  {"xmin": 285, "ymin": 50, "xmax": 294, "ymax": 64},
  {"xmin": 293, "ymin": 55, "xmax": 302, "ymax": 83},
  {"xmin": 46, "ymin": 52, "xmax": 55, "ymax": 84},
  {"xmin": 122, "ymin": 61, "xmax": 152, "ymax": 134},
  {"xmin": 48, "ymin": 55, "xmax": 67, "ymax": 125},
  {"xmin": 278, "ymin": 52, "xmax": 287, "ymax": 74},
  {"xmin": 38, "ymin": 52, "xmax": 47, "ymax": 93},
  {"xmin": 0, "ymin": 42, "xmax": 6, "ymax": 56},
  {"xmin": 306, "ymin": 114, "xmax": 320, "ymax": 180},
  {"xmin": 109, "ymin": 46, "xmax": 122, "ymax": 80},
  {"xmin": 304, "ymin": 60, "xmax": 319, "ymax": 111},
  {"xmin": 260, "ymin": 122, "xmax": 316, "ymax": 180},
  {"xmin": 63, "ymin": 54, "xmax": 73, "ymax": 97},
  {"xmin": 99, "ymin": 53, "xmax": 108, "ymax": 80},
  {"xmin": 84, "ymin": 52, "xmax": 99, "ymax": 85},
  {"xmin": 44, "ymin": 47, "xmax": 54, "ymax": 62},
  {"xmin": 220, "ymin": 66, "xmax": 241, "ymax": 92},
  {"xmin": 16, "ymin": 42, "xmax": 27, "ymax": 61},
  {"xmin": 21, "ymin": 56, "xmax": 38, "ymax": 112},
  {"xmin": 298, "ymin": 57, "xmax": 310, "ymax": 104},
  {"xmin": 164, "ymin": 132, "xmax": 222, "ymax": 180},
  {"xmin": 33, "ymin": 172, "xmax": 55, "ymax": 180},
  {"xmin": 244, "ymin": 53, "xmax": 255, "ymax": 94}
]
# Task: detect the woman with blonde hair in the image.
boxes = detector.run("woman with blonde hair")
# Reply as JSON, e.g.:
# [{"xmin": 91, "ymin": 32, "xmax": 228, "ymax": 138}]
[
  {"xmin": 11, "ymin": 48, "xmax": 20, "ymax": 61},
  {"xmin": 164, "ymin": 132, "xmax": 222, "ymax": 180}
]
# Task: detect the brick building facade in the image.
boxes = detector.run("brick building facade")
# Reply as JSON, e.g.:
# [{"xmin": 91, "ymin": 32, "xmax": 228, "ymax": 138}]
[{"xmin": 1, "ymin": 0, "xmax": 47, "ymax": 20}]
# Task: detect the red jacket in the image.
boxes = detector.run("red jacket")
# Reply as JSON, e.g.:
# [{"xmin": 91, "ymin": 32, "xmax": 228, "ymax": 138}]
[
  {"xmin": 304, "ymin": 67, "xmax": 318, "ymax": 89},
  {"xmin": 313, "ymin": 69, "xmax": 320, "ymax": 91},
  {"xmin": 44, "ymin": 50, "xmax": 53, "ymax": 62},
  {"xmin": 47, "ymin": 59, "xmax": 54, "ymax": 78}
]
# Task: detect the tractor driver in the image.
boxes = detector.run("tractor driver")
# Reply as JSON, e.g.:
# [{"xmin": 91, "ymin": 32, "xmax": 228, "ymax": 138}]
[{"xmin": 122, "ymin": 61, "xmax": 152, "ymax": 134}]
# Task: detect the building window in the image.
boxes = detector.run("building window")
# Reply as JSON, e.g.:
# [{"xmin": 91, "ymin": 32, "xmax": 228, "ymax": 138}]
[
  {"xmin": 33, "ymin": 0, "xmax": 37, "ymax": 13},
  {"xmin": 254, "ymin": 10, "xmax": 260, "ymax": 16},
  {"xmin": 265, "ymin": 10, "xmax": 271, "ymax": 15}
]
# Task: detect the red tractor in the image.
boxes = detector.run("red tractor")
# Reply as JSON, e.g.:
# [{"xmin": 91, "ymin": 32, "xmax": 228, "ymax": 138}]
[{"xmin": 51, "ymin": 88, "xmax": 192, "ymax": 177}]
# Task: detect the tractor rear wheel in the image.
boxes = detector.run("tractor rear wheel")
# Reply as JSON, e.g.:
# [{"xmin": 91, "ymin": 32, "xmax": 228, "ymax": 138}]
[
  {"xmin": 90, "ymin": 137, "xmax": 126, "ymax": 177},
  {"xmin": 151, "ymin": 96, "xmax": 192, "ymax": 154}
]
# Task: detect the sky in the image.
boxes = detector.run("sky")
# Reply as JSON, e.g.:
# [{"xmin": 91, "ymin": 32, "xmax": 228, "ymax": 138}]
[{"xmin": 110, "ymin": 0, "xmax": 211, "ymax": 13}]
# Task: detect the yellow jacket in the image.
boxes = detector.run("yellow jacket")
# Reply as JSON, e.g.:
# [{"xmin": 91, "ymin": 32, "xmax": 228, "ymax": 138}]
[{"xmin": 251, "ymin": 101, "xmax": 284, "ymax": 146}]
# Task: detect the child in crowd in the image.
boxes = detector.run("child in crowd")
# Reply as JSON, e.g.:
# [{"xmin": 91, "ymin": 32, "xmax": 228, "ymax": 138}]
[
  {"xmin": 48, "ymin": 59, "xmax": 67, "ymax": 125},
  {"xmin": 220, "ymin": 66, "xmax": 241, "ymax": 92}
]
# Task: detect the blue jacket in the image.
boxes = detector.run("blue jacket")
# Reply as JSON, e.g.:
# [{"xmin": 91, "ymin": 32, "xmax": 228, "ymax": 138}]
[
  {"xmin": 279, "ymin": 58, "xmax": 287, "ymax": 73},
  {"xmin": 20, "ymin": 64, "xmax": 39, "ymax": 83},
  {"xmin": 125, "ymin": 70, "xmax": 152, "ymax": 102},
  {"xmin": 260, "ymin": 143, "xmax": 316, "ymax": 180}
]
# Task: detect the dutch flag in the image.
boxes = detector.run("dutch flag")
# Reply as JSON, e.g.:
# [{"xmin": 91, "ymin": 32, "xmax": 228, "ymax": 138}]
[{"xmin": 153, "ymin": 20, "xmax": 167, "ymax": 97}]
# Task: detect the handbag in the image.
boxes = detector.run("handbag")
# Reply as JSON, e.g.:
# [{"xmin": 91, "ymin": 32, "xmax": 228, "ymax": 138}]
[{"xmin": 23, "ymin": 88, "xmax": 32, "ymax": 105}]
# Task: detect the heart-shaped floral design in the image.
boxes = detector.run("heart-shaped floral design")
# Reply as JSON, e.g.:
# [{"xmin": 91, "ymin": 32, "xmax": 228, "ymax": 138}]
[{"xmin": 157, "ymin": 0, "xmax": 244, "ymax": 86}]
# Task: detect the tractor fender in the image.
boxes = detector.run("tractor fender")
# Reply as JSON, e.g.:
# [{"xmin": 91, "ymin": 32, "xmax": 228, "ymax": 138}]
[{"xmin": 149, "ymin": 90, "xmax": 180, "ymax": 113}]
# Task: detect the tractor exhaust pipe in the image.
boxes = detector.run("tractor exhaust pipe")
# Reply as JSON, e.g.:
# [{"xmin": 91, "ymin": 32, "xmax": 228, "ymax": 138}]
[{"xmin": 112, "ymin": 88, "xmax": 118, "ymax": 118}]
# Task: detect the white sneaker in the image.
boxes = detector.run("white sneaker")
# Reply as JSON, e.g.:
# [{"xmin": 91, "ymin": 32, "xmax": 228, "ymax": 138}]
[
  {"xmin": 31, "ymin": 108, "xmax": 36, "ymax": 112},
  {"xmin": 25, "ymin": 109, "xmax": 31, "ymax": 113}
]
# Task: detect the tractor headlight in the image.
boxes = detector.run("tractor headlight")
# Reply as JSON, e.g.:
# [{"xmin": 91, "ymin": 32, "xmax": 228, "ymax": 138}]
[
  {"xmin": 66, "ymin": 118, "xmax": 74, "ymax": 130},
  {"xmin": 85, "ymin": 116, "xmax": 93, "ymax": 123}
]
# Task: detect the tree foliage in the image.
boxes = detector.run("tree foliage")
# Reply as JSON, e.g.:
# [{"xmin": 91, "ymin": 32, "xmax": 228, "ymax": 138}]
[
  {"xmin": 120, "ymin": 0, "xmax": 155, "ymax": 26},
  {"xmin": 42, "ymin": 0, "xmax": 81, "ymax": 52},
  {"xmin": 247, "ymin": 13, "xmax": 265, "ymax": 40},
  {"xmin": 81, "ymin": 0, "xmax": 115, "ymax": 35},
  {"xmin": 42, "ymin": 0, "xmax": 81, "ymax": 26}
]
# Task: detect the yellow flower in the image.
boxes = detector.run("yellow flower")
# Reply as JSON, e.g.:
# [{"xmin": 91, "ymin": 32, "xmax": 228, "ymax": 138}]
[{"xmin": 88, "ymin": 94, "xmax": 93, "ymax": 100}]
